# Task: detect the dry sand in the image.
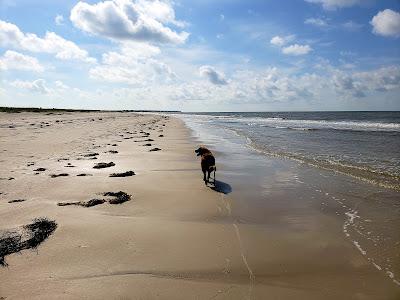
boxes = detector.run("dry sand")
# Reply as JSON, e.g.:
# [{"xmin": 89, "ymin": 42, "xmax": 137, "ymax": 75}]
[{"xmin": 0, "ymin": 111, "xmax": 398, "ymax": 299}]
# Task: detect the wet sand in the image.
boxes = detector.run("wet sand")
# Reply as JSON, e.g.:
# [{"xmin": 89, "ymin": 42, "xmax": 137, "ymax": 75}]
[{"xmin": 0, "ymin": 111, "xmax": 399, "ymax": 299}]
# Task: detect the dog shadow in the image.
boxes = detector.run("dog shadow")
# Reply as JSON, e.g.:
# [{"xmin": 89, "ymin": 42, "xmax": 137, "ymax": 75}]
[{"xmin": 209, "ymin": 180, "xmax": 232, "ymax": 194}]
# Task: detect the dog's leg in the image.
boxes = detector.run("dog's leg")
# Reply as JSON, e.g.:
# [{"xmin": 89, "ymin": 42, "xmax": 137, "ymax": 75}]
[
  {"xmin": 214, "ymin": 169, "xmax": 216, "ymax": 184},
  {"xmin": 203, "ymin": 171, "xmax": 207, "ymax": 184},
  {"xmin": 207, "ymin": 170, "xmax": 211, "ymax": 183}
]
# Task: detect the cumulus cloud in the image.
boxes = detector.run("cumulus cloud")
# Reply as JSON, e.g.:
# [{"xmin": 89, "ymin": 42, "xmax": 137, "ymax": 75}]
[
  {"xmin": 199, "ymin": 65, "xmax": 228, "ymax": 85},
  {"xmin": 304, "ymin": 17, "xmax": 328, "ymax": 27},
  {"xmin": 0, "ymin": 50, "xmax": 44, "ymax": 72},
  {"xmin": 354, "ymin": 66, "xmax": 400, "ymax": 92},
  {"xmin": 70, "ymin": 0, "xmax": 189, "ymax": 44},
  {"xmin": 332, "ymin": 65, "xmax": 400, "ymax": 98},
  {"xmin": 342, "ymin": 20, "xmax": 363, "ymax": 31},
  {"xmin": 9, "ymin": 79, "xmax": 50, "ymax": 94},
  {"xmin": 333, "ymin": 74, "xmax": 365, "ymax": 97},
  {"xmin": 55, "ymin": 80, "xmax": 69, "ymax": 89},
  {"xmin": 55, "ymin": 14, "xmax": 64, "ymax": 26},
  {"xmin": 0, "ymin": 20, "xmax": 96, "ymax": 63},
  {"xmin": 270, "ymin": 35, "xmax": 295, "ymax": 46},
  {"xmin": 370, "ymin": 9, "xmax": 400, "ymax": 38},
  {"xmin": 305, "ymin": 0, "xmax": 362, "ymax": 10},
  {"xmin": 282, "ymin": 44, "xmax": 312, "ymax": 56},
  {"xmin": 89, "ymin": 42, "xmax": 176, "ymax": 85}
]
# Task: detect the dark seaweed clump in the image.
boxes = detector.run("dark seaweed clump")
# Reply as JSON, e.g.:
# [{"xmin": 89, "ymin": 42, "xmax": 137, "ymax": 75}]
[
  {"xmin": 8, "ymin": 199, "xmax": 26, "ymax": 203},
  {"xmin": 50, "ymin": 173, "xmax": 69, "ymax": 178},
  {"xmin": 104, "ymin": 191, "xmax": 131, "ymax": 204},
  {"xmin": 109, "ymin": 171, "xmax": 135, "ymax": 177},
  {"xmin": 0, "ymin": 218, "xmax": 57, "ymax": 267},
  {"xmin": 83, "ymin": 153, "xmax": 99, "ymax": 157},
  {"xmin": 93, "ymin": 162, "xmax": 115, "ymax": 169},
  {"xmin": 57, "ymin": 199, "xmax": 105, "ymax": 207}
]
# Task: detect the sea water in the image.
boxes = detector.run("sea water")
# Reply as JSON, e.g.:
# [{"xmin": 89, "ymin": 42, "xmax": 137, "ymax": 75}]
[
  {"xmin": 179, "ymin": 111, "xmax": 400, "ymax": 191},
  {"xmin": 175, "ymin": 111, "xmax": 400, "ymax": 288}
]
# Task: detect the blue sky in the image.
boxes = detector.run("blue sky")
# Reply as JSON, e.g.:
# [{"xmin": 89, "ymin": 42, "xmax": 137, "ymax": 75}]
[{"xmin": 1, "ymin": 0, "xmax": 399, "ymax": 111}]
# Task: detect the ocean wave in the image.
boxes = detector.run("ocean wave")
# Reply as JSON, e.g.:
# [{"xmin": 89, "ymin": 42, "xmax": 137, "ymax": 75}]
[
  {"xmin": 237, "ymin": 131, "xmax": 400, "ymax": 191},
  {"xmin": 217, "ymin": 117, "xmax": 400, "ymax": 132}
]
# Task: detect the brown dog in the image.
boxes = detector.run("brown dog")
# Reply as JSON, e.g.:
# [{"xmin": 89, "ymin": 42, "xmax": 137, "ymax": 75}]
[{"xmin": 195, "ymin": 146, "xmax": 216, "ymax": 184}]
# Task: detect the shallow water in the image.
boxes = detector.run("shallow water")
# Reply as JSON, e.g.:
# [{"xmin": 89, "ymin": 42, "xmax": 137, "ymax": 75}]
[
  {"xmin": 176, "ymin": 112, "xmax": 400, "ymax": 291},
  {"xmin": 179, "ymin": 112, "xmax": 400, "ymax": 190}
]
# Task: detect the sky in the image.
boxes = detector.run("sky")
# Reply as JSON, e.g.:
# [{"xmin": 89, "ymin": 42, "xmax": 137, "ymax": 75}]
[{"xmin": 0, "ymin": 0, "xmax": 399, "ymax": 112}]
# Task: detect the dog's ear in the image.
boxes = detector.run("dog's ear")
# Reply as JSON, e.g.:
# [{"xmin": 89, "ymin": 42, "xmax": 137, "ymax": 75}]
[{"xmin": 195, "ymin": 148, "xmax": 201, "ymax": 156}]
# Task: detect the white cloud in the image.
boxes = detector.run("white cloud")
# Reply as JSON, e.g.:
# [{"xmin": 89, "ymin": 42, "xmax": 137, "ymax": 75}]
[
  {"xmin": 0, "ymin": 50, "xmax": 44, "ymax": 72},
  {"xmin": 332, "ymin": 65, "xmax": 400, "ymax": 98},
  {"xmin": 0, "ymin": 20, "xmax": 96, "ymax": 63},
  {"xmin": 333, "ymin": 74, "xmax": 365, "ymax": 97},
  {"xmin": 370, "ymin": 9, "xmax": 400, "ymax": 38},
  {"xmin": 199, "ymin": 65, "xmax": 228, "ymax": 85},
  {"xmin": 305, "ymin": 0, "xmax": 362, "ymax": 10},
  {"xmin": 55, "ymin": 80, "xmax": 69, "ymax": 89},
  {"xmin": 354, "ymin": 65, "xmax": 400, "ymax": 92},
  {"xmin": 282, "ymin": 44, "xmax": 312, "ymax": 56},
  {"xmin": 305, "ymin": 17, "xmax": 328, "ymax": 27},
  {"xmin": 70, "ymin": 0, "xmax": 189, "ymax": 44},
  {"xmin": 270, "ymin": 35, "xmax": 295, "ymax": 46},
  {"xmin": 9, "ymin": 79, "xmax": 50, "ymax": 94},
  {"xmin": 55, "ymin": 14, "xmax": 64, "ymax": 26},
  {"xmin": 89, "ymin": 42, "xmax": 176, "ymax": 85},
  {"xmin": 342, "ymin": 20, "xmax": 363, "ymax": 31},
  {"xmin": 220, "ymin": 14, "xmax": 225, "ymax": 21}
]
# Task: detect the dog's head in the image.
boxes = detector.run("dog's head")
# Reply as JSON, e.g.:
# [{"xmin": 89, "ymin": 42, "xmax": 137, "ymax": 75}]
[{"xmin": 195, "ymin": 147, "xmax": 209, "ymax": 156}]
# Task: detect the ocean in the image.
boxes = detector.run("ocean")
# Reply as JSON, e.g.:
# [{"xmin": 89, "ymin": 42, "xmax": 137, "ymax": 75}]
[
  {"xmin": 175, "ymin": 111, "xmax": 400, "ymax": 288},
  {"xmin": 178, "ymin": 111, "xmax": 400, "ymax": 191}
]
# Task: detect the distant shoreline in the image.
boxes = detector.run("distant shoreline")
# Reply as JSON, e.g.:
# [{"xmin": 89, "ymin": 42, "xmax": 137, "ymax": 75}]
[{"xmin": 0, "ymin": 107, "xmax": 181, "ymax": 113}]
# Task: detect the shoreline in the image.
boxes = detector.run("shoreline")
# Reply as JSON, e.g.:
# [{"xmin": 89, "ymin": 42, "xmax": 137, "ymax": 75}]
[{"xmin": 0, "ymin": 111, "xmax": 399, "ymax": 299}]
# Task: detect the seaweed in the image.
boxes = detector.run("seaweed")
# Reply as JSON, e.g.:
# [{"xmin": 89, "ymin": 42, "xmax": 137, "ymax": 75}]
[
  {"xmin": 109, "ymin": 171, "xmax": 135, "ymax": 177},
  {"xmin": 0, "ymin": 218, "xmax": 57, "ymax": 267},
  {"xmin": 103, "ymin": 191, "xmax": 131, "ymax": 204},
  {"xmin": 50, "ymin": 173, "xmax": 69, "ymax": 178},
  {"xmin": 93, "ymin": 162, "xmax": 115, "ymax": 169},
  {"xmin": 8, "ymin": 199, "xmax": 26, "ymax": 203},
  {"xmin": 57, "ymin": 198, "xmax": 105, "ymax": 207}
]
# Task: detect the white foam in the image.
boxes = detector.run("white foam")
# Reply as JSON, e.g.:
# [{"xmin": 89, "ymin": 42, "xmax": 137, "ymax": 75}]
[
  {"xmin": 353, "ymin": 241, "xmax": 367, "ymax": 255},
  {"xmin": 372, "ymin": 263, "xmax": 382, "ymax": 271},
  {"xmin": 204, "ymin": 115, "xmax": 400, "ymax": 132},
  {"xmin": 345, "ymin": 210, "xmax": 359, "ymax": 224}
]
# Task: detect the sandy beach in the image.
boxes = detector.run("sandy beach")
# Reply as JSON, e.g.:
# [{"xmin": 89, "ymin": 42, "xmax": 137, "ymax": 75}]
[{"xmin": 0, "ymin": 111, "xmax": 399, "ymax": 299}]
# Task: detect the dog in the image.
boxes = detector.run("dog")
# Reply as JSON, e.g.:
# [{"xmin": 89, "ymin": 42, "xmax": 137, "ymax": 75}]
[{"xmin": 195, "ymin": 146, "xmax": 216, "ymax": 184}]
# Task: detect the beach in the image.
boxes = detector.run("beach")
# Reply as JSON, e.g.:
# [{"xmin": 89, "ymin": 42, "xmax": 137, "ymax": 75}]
[{"xmin": 0, "ymin": 111, "xmax": 399, "ymax": 299}]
